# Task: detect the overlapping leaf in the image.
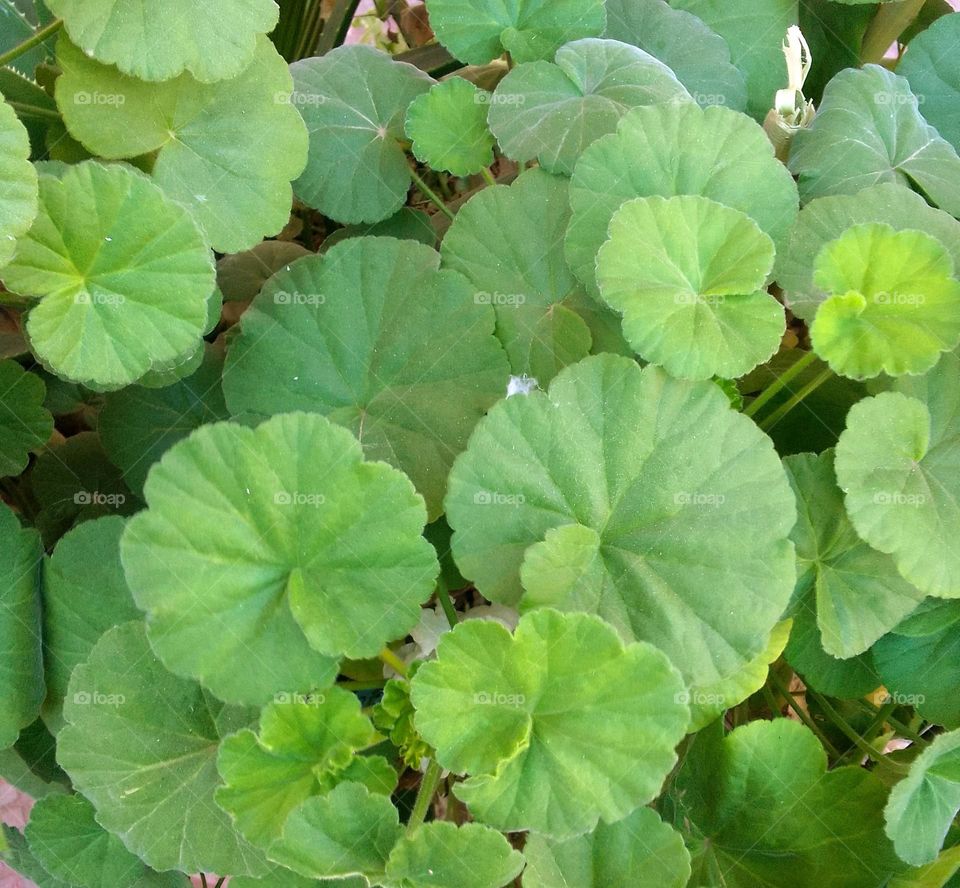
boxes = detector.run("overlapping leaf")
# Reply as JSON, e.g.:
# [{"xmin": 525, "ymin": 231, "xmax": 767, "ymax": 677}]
[
  {"xmin": 0, "ymin": 98, "xmax": 38, "ymax": 268},
  {"xmin": 0, "ymin": 360, "xmax": 52, "ymax": 477}
]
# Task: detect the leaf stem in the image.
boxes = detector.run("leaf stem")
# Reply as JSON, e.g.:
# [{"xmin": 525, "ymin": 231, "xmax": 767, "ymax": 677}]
[
  {"xmin": 853, "ymin": 700, "xmax": 930, "ymax": 748},
  {"xmin": 407, "ymin": 759, "xmax": 443, "ymax": 832},
  {"xmin": 860, "ymin": 0, "xmax": 925, "ymax": 65},
  {"xmin": 200, "ymin": 875, "xmax": 208, "ymax": 888},
  {"xmin": 436, "ymin": 583, "xmax": 458, "ymax": 629},
  {"xmin": 480, "ymin": 167, "xmax": 497, "ymax": 188},
  {"xmin": 6, "ymin": 101, "xmax": 60, "ymax": 121},
  {"xmin": 378, "ymin": 647, "xmax": 409, "ymax": 677},
  {"xmin": 0, "ymin": 18, "xmax": 63, "ymax": 69},
  {"xmin": 213, "ymin": 878, "xmax": 225, "ymax": 888},
  {"xmin": 759, "ymin": 367, "xmax": 834, "ymax": 432},
  {"xmin": 744, "ymin": 349, "xmax": 818, "ymax": 418},
  {"xmin": 767, "ymin": 669, "xmax": 842, "ymax": 758},
  {"xmin": 409, "ymin": 168, "xmax": 455, "ymax": 220}
]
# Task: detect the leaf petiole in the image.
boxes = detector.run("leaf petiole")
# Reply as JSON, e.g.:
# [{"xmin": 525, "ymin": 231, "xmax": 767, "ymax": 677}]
[
  {"xmin": 407, "ymin": 758, "xmax": 443, "ymax": 832},
  {"xmin": 744, "ymin": 348, "xmax": 818, "ymax": 418},
  {"xmin": 760, "ymin": 366, "xmax": 834, "ymax": 432},
  {"xmin": 0, "ymin": 18, "xmax": 63, "ymax": 69},
  {"xmin": 378, "ymin": 646, "xmax": 409, "ymax": 677},
  {"xmin": 409, "ymin": 168, "xmax": 456, "ymax": 220}
]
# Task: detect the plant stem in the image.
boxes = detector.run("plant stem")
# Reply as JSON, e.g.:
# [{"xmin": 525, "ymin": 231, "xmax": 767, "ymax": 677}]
[
  {"xmin": 6, "ymin": 101, "xmax": 60, "ymax": 121},
  {"xmin": 480, "ymin": 167, "xmax": 497, "ymax": 188},
  {"xmin": 409, "ymin": 168, "xmax": 455, "ymax": 220},
  {"xmin": 836, "ymin": 701, "xmax": 896, "ymax": 767},
  {"xmin": 767, "ymin": 669, "xmax": 842, "ymax": 758},
  {"xmin": 378, "ymin": 646, "xmax": 409, "ymax": 677},
  {"xmin": 200, "ymin": 875, "xmax": 208, "ymax": 888},
  {"xmin": 760, "ymin": 367, "xmax": 834, "ymax": 432},
  {"xmin": 436, "ymin": 583, "xmax": 458, "ymax": 628},
  {"xmin": 213, "ymin": 879, "xmax": 226, "ymax": 888},
  {"xmin": 860, "ymin": 0, "xmax": 925, "ymax": 65},
  {"xmin": 407, "ymin": 759, "xmax": 443, "ymax": 831},
  {"xmin": 744, "ymin": 349, "xmax": 818, "ymax": 418},
  {"xmin": 852, "ymin": 700, "xmax": 930, "ymax": 748},
  {"xmin": 0, "ymin": 18, "xmax": 63, "ymax": 69},
  {"xmin": 808, "ymin": 690, "xmax": 908, "ymax": 774},
  {"xmin": 317, "ymin": 0, "xmax": 364, "ymax": 54}
]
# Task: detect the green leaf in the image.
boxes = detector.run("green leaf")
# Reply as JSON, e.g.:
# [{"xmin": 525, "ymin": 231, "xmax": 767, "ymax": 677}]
[
  {"xmin": 121, "ymin": 412, "xmax": 437, "ymax": 703},
  {"xmin": 405, "ymin": 78, "xmax": 495, "ymax": 177},
  {"xmin": 0, "ymin": 98, "xmax": 38, "ymax": 268},
  {"xmin": 2, "ymin": 824, "xmax": 71, "ymax": 888},
  {"xmin": 99, "ymin": 344, "xmax": 230, "ymax": 495},
  {"xmin": 810, "ymin": 223, "xmax": 960, "ymax": 379},
  {"xmin": 2, "ymin": 162, "xmax": 214, "ymax": 389},
  {"xmin": 222, "ymin": 237, "xmax": 509, "ymax": 520},
  {"xmin": 232, "ymin": 867, "xmax": 365, "ymax": 888},
  {"xmin": 40, "ymin": 516, "xmax": 141, "ymax": 734},
  {"xmin": 789, "ymin": 65, "xmax": 960, "ymax": 217},
  {"xmin": 488, "ymin": 38, "xmax": 690, "ymax": 177},
  {"xmin": 0, "ymin": 359, "xmax": 51, "ymax": 477},
  {"xmin": 372, "ymin": 675, "xmax": 433, "ymax": 769},
  {"xmin": 899, "ymin": 12, "xmax": 960, "ymax": 152},
  {"xmin": 604, "ymin": 0, "xmax": 747, "ymax": 112},
  {"xmin": 0, "ymin": 2, "xmax": 48, "ymax": 78},
  {"xmin": 446, "ymin": 354, "xmax": 796, "ymax": 689},
  {"xmin": 775, "ymin": 183, "xmax": 960, "ymax": 321},
  {"xmin": 216, "ymin": 687, "xmax": 386, "ymax": 847},
  {"xmin": 386, "ymin": 821, "xmax": 524, "ymax": 888},
  {"xmin": 322, "ymin": 209, "xmax": 437, "ymax": 252},
  {"xmin": 291, "ymin": 46, "xmax": 433, "ymax": 224},
  {"xmin": 423, "ymin": 0, "xmax": 606, "ymax": 65},
  {"xmin": 217, "ymin": 241, "xmax": 311, "ymax": 303},
  {"xmin": 886, "ymin": 728, "xmax": 960, "ymax": 866},
  {"xmin": 0, "ymin": 718, "xmax": 70, "ymax": 799},
  {"xmin": 411, "ymin": 609, "xmax": 689, "ymax": 837},
  {"xmin": 596, "ymin": 194, "xmax": 783, "ymax": 380},
  {"xmin": 45, "ymin": 0, "xmax": 278, "ymax": 83},
  {"xmin": 57, "ymin": 621, "xmax": 268, "ymax": 875},
  {"xmin": 269, "ymin": 782, "xmax": 402, "ymax": 881},
  {"xmin": 784, "ymin": 450, "xmax": 927, "ymax": 658},
  {"xmin": 55, "ymin": 36, "xmax": 307, "ymax": 253},
  {"xmin": 522, "ymin": 806, "xmax": 690, "ymax": 888},
  {"xmin": 565, "ymin": 102, "xmax": 798, "ymax": 297},
  {"xmin": 0, "ymin": 502, "xmax": 43, "ymax": 750},
  {"xmin": 25, "ymin": 793, "xmax": 183, "ymax": 888}
]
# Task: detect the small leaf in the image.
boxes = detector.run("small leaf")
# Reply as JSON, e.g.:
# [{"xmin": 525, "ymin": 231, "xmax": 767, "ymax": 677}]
[
  {"xmin": 0, "ymin": 360, "xmax": 52, "ymax": 478},
  {"xmin": 0, "ymin": 98, "xmax": 38, "ymax": 268},
  {"xmin": 217, "ymin": 242, "xmax": 312, "ymax": 303}
]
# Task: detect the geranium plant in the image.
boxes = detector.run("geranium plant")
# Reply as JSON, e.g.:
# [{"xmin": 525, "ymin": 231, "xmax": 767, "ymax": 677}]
[{"xmin": 3, "ymin": 0, "xmax": 960, "ymax": 885}]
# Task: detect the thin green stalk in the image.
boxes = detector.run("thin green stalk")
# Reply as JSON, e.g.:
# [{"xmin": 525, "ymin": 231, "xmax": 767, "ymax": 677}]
[
  {"xmin": 760, "ymin": 367, "xmax": 834, "ymax": 432},
  {"xmin": 409, "ymin": 168, "xmax": 455, "ymax": 220},
  {"xmin": 6, "ymin": 101, "xmax": 60, "ymax": 121},
  {"xmin": 407, "ymin": 759, "xmax": 443, "ymax": 832},
  {"xmin": 767, "ymin": 669, "xmax": 842, "ymax": 758},
  {"xmin": 436, "ymin": 584, "xmax": 458, "ymax": 628},
  {"xmin": 480, "ymin": 167, "xmax": 497, "ymax": 188},
  {"xmin": 809, "ymin": 690, "xmax": 908, "ymax": 775},
  {"xmin": 378, "ymin": 647, "xmax": 409, "ymax": 677},
  {"xmin": 852, "ymin": 700, "xmax": 930, "ymax": 748},
  {"xmin": 835, "ymin": 701, "xmax": 896, "ymax": 767},
  {"xmin": 0, "ymin": 18, "xmax": 63, "ymax": 69},
  {"xmin": 860, "ymin": 0, "xmax": 925, "ymax": 64},
  {"xmin": 744, "ymin": 349, "xmax": 818, "ymax": 418}
]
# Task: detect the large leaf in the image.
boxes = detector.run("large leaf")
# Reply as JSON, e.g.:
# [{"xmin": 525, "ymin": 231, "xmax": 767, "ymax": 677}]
[
  {"xmin": 0, "ymin": 359, "xmax": 52, "ymax": 477},
  {"xmin": 522, "ymin": 806, "xmax": 690, "ymax": 887},
  {"xmin": 565, "ymin": 102, "xmax": 798, "ymax": 297},
  {"xmin": 488, "ymin": 38, "xmax": 690, "ymax": 177},
  {"xmin": 2, "ymin": 162, "xmax": 214, "ymax": 389},
  {"xmin": 222, "ymin": 237, "xmax": 509, "ymax": 520},
  {"xmin": 0, "ymin": 502, "xmax": 43, "ymax": 750},
  {"xmin": 0, "ymin": 98, "xmax": 38, "ymax": 268},
  {"xmin": 2, "ymin": 824, "xmax": 71, "ymax": 888},
  {"xmin": 422, "ymin": 0, "xmax": 606, "ymax": 65},
  {"xmin": 291, "ymin": 46, "xmax": 433, "ymax": 225},
  {"xmin": 55, "ymin": 36, "xmax": 307, "ymax": 253},
  {"xmin": 44, "ymin": 0, "xmax": 278, "ymax": 83},
  {"xmin": 596, "ymin": 194, "xmax": 783, "ymax": 380},
  {"xmin": 810, "ymin": 223, "xmax": 960, "ymax": 379},
  {"xmin": 886, "ymin": 728, "xmax": 960, "ymax": 866},
  {"xmin": 445, "ymin": 354, "xmax": 796, "ymax": 689},
  {"xmin": 410, "ymin": 609, "xmax": 689, "ymax": 837},
  {"xmin": 603, "ymin": 0, "xmax": 747, "ymax": 112},
  {"xmin": 121, "ymin": 412, "xmax": 437, "ymax": 704},
  {"xmin": 56, "ymin": 621, "xmax": 268, "ymax": 875},
  {"xmin": 789, "ymin": 65, "xmax": 960, "ymax": 217}
]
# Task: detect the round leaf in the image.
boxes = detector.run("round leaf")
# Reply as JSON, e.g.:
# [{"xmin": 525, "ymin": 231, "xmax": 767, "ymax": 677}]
[
  {"xmin": 488, "ymin": 38, "xmax": 690, "ymax": 176},
  {"xmin": 223, "ymin": 237, "xmax": 509, "ymax": 520},
  {"xmin": 121, "ymin": 412, "xmax": 438, "ymax": 704},
  {"xmin": 411, "ymin": 609, "xmax": 690, "ymax": 837},
  {"xmin": 0, "ymin": 360, "xmax": 52, "ymax": 478},
  {"xmin": 445, "ymin": 354, "xmax": 796, "ymax": 689},
  {"xmin": 2, "ymin": 162, "xmax": 214, "ymax": 389},
  {"xmin": 0, "ymin": 98, "xmax": 38, "ymax": 268},
  {"xmin": 596, "ymin": 194, "xmax": 783, "ymax": 380},
  {"xmin": 217, "ymin": 241, "xmax": 311, "ymax": 303}
]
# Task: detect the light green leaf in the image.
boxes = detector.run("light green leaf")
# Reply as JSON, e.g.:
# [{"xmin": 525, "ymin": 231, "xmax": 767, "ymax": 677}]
[
  {"xmin": 0, "ymin": 502, "xmax": 43, "ymax": 750},
  {"xmin": 0, "ymin": 3, "xmax": 47, "ymax": 78},
  {"xmin": 2, "ymin": 162, "xmax": 214, "ymax": 389},
  {"xmin": 55, "ymin": 36, "xmax": 307, "ymax": 253},
  {"xmin": 775, "ymin": 183, "xmax": 960, "ymax": 321},
  {"xmin": 0, "ymin": 359, "xmax": 52, "ymax": 477},
  {"xmin": 222, "ymin": 237, "xmax": 509, "ymax": 521},
  {"xmin": 789, "ymin": 65, "xmax": 960, "ymax": 217},
  {"xmin": 423, "ymin": 0, "xmax": 606, "ymax": 65},
  {"xmin": 269, "ymin": 782, "xmax": 402, "ymax": 881},
  {"xmin": 216, "ymin": 687, "xmax": 384, "ymax": 847},
  {"xmin": 604, "ymin": 0, "xmax": 747, "ymax": 112},
  {"xmin": 0, "ymin": 98, "xmax": 38, "ymax": 268},
  {"xmin": 565, "ymin": 102, "xmax": 798, "ymax": 297},
  {"xmin": 445, "ymin": 354, "xmax": 796, "ymax": 689},
  {"xmin": 522, "ymin": 806, "xmax": 690, "ymax": 888},
  {"xmin": 405, "ymin": 78, "xmax": 495, "ymax": 177},
  {"xmin": 886, "ymin": 728, "xmax": 960, "ymax": 866},
  {"xmin": 40, "ymin": 516, "xmax": 141, "ymax": 734},
  {"xmin": 890, "ymin": 845, "xmax": 960, "ymax": 888},
  {"xmin": 810, "ymin": 223, "xmax": 960, "ymax": 379},
  {"xmin": 411, "ymin": 609, "xmax": 689, "ymax": 838},
  {"xmin": 596, "ymin": 194, "xmax": 783, "ymax": 380},
  {"xmin": 784, "ymin": 451, "xmax": 926, "ymax": 658},
  {"xmin": 232, "ymin": 866, "xmax": 365, "ymax": 888},
  {"xmin": 217, "ymin": 241, "xmax": 311, "ymax": 303},
  {"xmin": 45, "ymin": 0, "xmax": 278, "ymax": 83},
  {"xmin": 291, "ymin": 46, "xmax": 433, "ymax": 224},
  {"xmin": 488, "ymin": 38, "xmax": 690, "ymax": 176},
  {"xmin": 2, "ymin": 824, "xmax": 71, "ymax": 888},
  {"xmin": 121, "ymin": 412, "xmax": 437, "ymax": 703},
  {"xmin": 899, "ymin": 12, "xmax": 960, "ymax": 152},
  {"xmin": 57, "ymin": 621, "xmax": 268, "ymax": 875}
]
